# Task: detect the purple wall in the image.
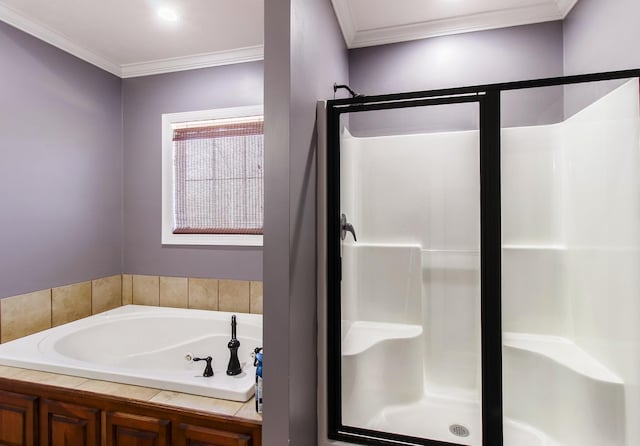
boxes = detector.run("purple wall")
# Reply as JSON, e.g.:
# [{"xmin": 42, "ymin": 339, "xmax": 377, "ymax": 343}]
[
  {"xmin": 122, "ymin": 62, "xmax": 264, "ymax": 280},
  {"xmin": 563, "ymin": 0, "xmax": 640, "ymax": 116},
  {"xmin": 263, "ymin": 0, "xmax": 348, "ymax": 443},
  {"xmin": 564, "ymin": 0, "xmax": 640, "ymax": 75},
  {"xmin": 0, "ymin": 21, "xmax": 122, "ymax": 299},
  {"xmin": 348, "ymin": 22, "xmax": 565, "ymax": 135},
  {"xmin": 0, "ymin": 21, "xmax": 264, "ymax": 299}
]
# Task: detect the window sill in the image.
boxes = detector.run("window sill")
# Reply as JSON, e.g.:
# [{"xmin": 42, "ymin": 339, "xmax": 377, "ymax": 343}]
[{"xmin": 161, "ymin": 232, "xmax": 263, "ymax": 247}]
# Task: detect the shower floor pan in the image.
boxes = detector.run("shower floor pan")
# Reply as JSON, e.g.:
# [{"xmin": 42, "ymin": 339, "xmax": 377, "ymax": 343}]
[{"xmin": 367, "ymin": 395, "xmax": 561, "ymax": 446}]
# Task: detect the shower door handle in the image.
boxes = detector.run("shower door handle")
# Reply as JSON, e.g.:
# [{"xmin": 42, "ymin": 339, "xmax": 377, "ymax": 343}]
[{"xmin": 340, "ymin": 213, "xmax": 357, "ymax": 242}]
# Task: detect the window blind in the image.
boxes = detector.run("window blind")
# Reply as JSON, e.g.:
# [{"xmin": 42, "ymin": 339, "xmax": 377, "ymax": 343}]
[{"xmin": 172, "ymin": 117, "xmax": 264, "ymax": 235}]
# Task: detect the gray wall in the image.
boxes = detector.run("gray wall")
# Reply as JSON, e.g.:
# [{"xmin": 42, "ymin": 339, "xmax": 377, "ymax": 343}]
[
  {"xmin": 0, "ymin": 21, "xmax": 122, "ymax": 298},
  {"xmin": 263, "ymin": 0, "xmax": 348, "ymax": 444},
  {"xmin": 563, "ymin": 0, "xmax": 640, "ymax": 116},
  {"xmin": 348, "ymin": 22, "xmax": 565, "ymax": 135},
  {"xmin": 122, "ymin": 63, "xmax": 264, "ymax": 280}
]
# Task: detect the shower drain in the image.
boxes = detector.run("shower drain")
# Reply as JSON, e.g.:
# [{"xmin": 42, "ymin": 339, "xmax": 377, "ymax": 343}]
[{"xmin": 449, "ymin": 424, "xmax": 470, "ymax": 438}]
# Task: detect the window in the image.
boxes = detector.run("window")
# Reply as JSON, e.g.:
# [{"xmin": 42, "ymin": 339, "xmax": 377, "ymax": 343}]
[{"xmin": 162, "ymin": 105, "xmax": 264, "ymax": 246}]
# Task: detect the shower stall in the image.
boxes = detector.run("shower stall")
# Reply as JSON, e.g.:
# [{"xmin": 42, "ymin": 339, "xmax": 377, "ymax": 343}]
[{"xmin": 319, "ymin": 70, "xmax": 640, "ymax": 446}]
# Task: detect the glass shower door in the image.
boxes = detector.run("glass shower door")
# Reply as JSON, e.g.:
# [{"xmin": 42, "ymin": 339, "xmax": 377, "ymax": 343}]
[
  {"xmin": 328, "ymin": 96, "xmax": 493, "ymax": 446},
  {"xmin": 326, "ymin": 68, "xmax": 640, "ymax": 446}
]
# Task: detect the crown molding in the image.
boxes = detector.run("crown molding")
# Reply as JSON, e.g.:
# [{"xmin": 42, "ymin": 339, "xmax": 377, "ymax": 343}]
[
  {"xmin": 330, "ymin": 0, "xmax": 356, "ymax": 48},
  {"xmin": 556, "ymin": 0, "xmax": 580, "ymax": 18},
  {"xmin": 335, "ymin": 0, "xmax": 580, "ymax": 49},
  {"xmin": 120, "ymin": 45, "xmax": 264, "ymax": 78},
  {"xmin": 0, "ymin": 3, "xmax": 121, "ymax": 76},
  {"xmin": 0, "ymin": 3, "xmax": 264, "ymax": 78}
]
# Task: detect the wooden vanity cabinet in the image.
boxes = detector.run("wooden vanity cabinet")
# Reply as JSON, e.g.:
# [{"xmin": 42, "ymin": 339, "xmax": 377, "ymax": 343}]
[
  {"xmin": 0, "ymin": 378, "xmax": 261, "ymax": 446},
  {"xmin": 40, "ymin": 399, "xmax": 100, "ymax": 446},
  {"xmin": 0, "ymin": 389, "xmax": 37, "ymax": 446},
  {"xmin": 105, "ymin": 411, "xmax": 170, "ymax": 446},
  {"xmin": 174, "ymin": 423, "xmax": 252, "ymax": 446}
]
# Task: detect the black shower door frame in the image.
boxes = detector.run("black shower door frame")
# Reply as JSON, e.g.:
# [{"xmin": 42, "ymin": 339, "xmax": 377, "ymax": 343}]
[{"xmin": 325, "ymin": 68, "xmax": 640, "ymax": 446}]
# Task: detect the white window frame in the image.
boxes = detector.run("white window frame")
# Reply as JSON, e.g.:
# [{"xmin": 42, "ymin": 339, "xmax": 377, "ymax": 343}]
[{"xmin": 161, "ymin": 105, "xmax": 264, "ymax": 246}]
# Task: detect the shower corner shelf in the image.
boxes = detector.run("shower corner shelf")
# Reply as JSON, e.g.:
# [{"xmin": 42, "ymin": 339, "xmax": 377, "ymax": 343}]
[
  {"xmin": 341, "ymin": 320, "xmax": 423, "ymax": 356},
  {"xmin": 503, "ymin": 332, "xmax": 623, "ymax": 384}
]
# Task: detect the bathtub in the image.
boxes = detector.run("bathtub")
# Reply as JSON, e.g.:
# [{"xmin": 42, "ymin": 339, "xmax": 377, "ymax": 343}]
[{"xmin": 0, "ymin": 305, "xmax": 262, "ymax": 402}]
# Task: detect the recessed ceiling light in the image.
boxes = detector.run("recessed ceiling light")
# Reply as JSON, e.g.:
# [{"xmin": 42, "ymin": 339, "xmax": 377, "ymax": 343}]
[{"xmin": 157, "ymin": 7, "xmax": 179, "ymax": 22}]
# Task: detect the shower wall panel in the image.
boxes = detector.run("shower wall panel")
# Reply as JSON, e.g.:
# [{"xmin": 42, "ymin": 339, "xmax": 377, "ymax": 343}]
[
  {"xmin": 352, "ymin": 131, "xmax": 480, "ymax": 249},
  {"xmin": 500, "ymin": 79, "xmax": 640, "ymax": 446},
  {"xmin": 501, "ymin": 123, "xmax": 569, "ymax": 336},
  {"xmin": 340, "ymin": 125, "xmax": 482, "ymax": 396},
  {"xmin": 501, "ymin": 247, "xmax": 568, "ymax": 336},
  {"xmin": 562, "ymin": 79, "xmax": 640, "ymax": 446},
  {"xmin": 501, "ymin": 125, "xmax": 564, "ymax": 246}
]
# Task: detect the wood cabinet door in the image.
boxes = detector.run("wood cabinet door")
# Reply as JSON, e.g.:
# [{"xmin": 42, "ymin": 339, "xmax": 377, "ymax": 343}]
[
  {"xmin": 40, "ymin": 399, "xmax": 100, "ymax": 446},
  {"xmin": 105, "ymin": 412, "xmax": 170, "ymax": 446},
  {"xmin": 175, "ymin": 423, "xmax": 252, "ymax": 446},
  {"xmin": 0, "ymin": 389, "xmax": 37, "ymax": 446}
]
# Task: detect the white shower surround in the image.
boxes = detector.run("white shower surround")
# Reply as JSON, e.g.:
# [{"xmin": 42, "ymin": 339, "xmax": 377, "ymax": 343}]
[{"xmin": 335, "ymin": 79, "xmax": 640, "ymax": 445}]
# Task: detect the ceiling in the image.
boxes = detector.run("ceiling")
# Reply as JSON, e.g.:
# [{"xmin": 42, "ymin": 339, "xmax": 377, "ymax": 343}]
[
  {"xmin": 0, "ymin": 0, "xmax": 264, "ymax": 77},
  {"xmin": 0, "ymin": 0, "xmax": 578, "ymax": 78},
  {"xmin": 333, "ymin": 0, "xmax": 579, "ymax": 48}
]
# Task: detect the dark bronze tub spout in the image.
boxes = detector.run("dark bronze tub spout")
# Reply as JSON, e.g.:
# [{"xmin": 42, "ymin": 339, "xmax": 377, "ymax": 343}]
[{"xmin": 227, "ymin": 315, "xmax": 242, "ymax": 376}]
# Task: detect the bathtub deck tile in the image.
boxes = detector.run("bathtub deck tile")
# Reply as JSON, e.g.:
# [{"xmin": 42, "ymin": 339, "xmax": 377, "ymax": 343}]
[
  {"xmin": 77, "ymin": 380, "xmax": 161, "ymax": 401},
  {"xmin": 150, "ymin": 391, "xmax": 242, "ymax": 416},
  {"xmin": 0, "ymin": 365, "xmax": 262, "ymax": 423},
  {"xmin": 234, "ymin": 397, "xmax": 262, "ymax": 422},
  {"xmin": 0, "ymin": 365, "xmax": 30, "ymax": 379},
  {"xmin": 12, "ymin": 369, "xmax": 90, "ymax": 388}
]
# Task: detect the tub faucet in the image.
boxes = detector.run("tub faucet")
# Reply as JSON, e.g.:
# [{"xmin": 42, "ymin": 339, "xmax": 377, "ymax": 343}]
[{"xmin": 226, "ymin": 315, "xmax": 242, "ymax": 376}]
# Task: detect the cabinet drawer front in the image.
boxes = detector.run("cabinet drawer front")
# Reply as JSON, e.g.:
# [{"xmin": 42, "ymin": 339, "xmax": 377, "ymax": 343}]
[
  {"xmin": 0, "ymin": 390, "xmax": 37, "ymax": 446},
  {"xmin": 40, "ymin": 399, "xmax": 100, "ymax": 446},
  {"xmin": 176, "ymin": 423, "xmax": 252, "ymax": 446},
  {"xmin": 105, "ymin": 411, "xmax": 170, "ymax": 446}
]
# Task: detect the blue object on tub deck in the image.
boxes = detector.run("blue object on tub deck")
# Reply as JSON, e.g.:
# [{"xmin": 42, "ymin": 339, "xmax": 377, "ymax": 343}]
[{"xmin": 254, "ymin": 347, "xmax": 263, "ymax": 413}]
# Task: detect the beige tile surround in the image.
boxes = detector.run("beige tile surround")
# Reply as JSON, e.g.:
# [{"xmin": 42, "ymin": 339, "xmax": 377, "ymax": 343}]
[
  {"xmin": 52, "ymin": 281, "xmax": 91, "ymax": 327},
  {"xmin": 0, "ymin": 275, "xmax": 263, "ymax": 343}
]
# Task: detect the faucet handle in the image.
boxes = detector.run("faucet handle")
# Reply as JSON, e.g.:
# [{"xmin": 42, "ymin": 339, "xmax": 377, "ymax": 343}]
[
  {"xmin": 193, "ymin": 356, "xmax": 214, "ymax": 377},
  {"xmin": 340, "ymin": 213, "xmax": 357, "ymax": 241}
]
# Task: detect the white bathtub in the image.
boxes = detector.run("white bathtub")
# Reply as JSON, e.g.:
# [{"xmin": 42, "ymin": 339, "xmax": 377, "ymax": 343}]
[{"xmin": 0, "ymin": 305, "xmax": 263, "ymax": 402}]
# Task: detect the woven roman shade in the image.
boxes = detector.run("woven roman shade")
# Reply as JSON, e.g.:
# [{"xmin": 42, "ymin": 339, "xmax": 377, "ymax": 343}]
[{"xmin": 172, "ymin": 117, "xmax": 264, "ymax": 235}]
